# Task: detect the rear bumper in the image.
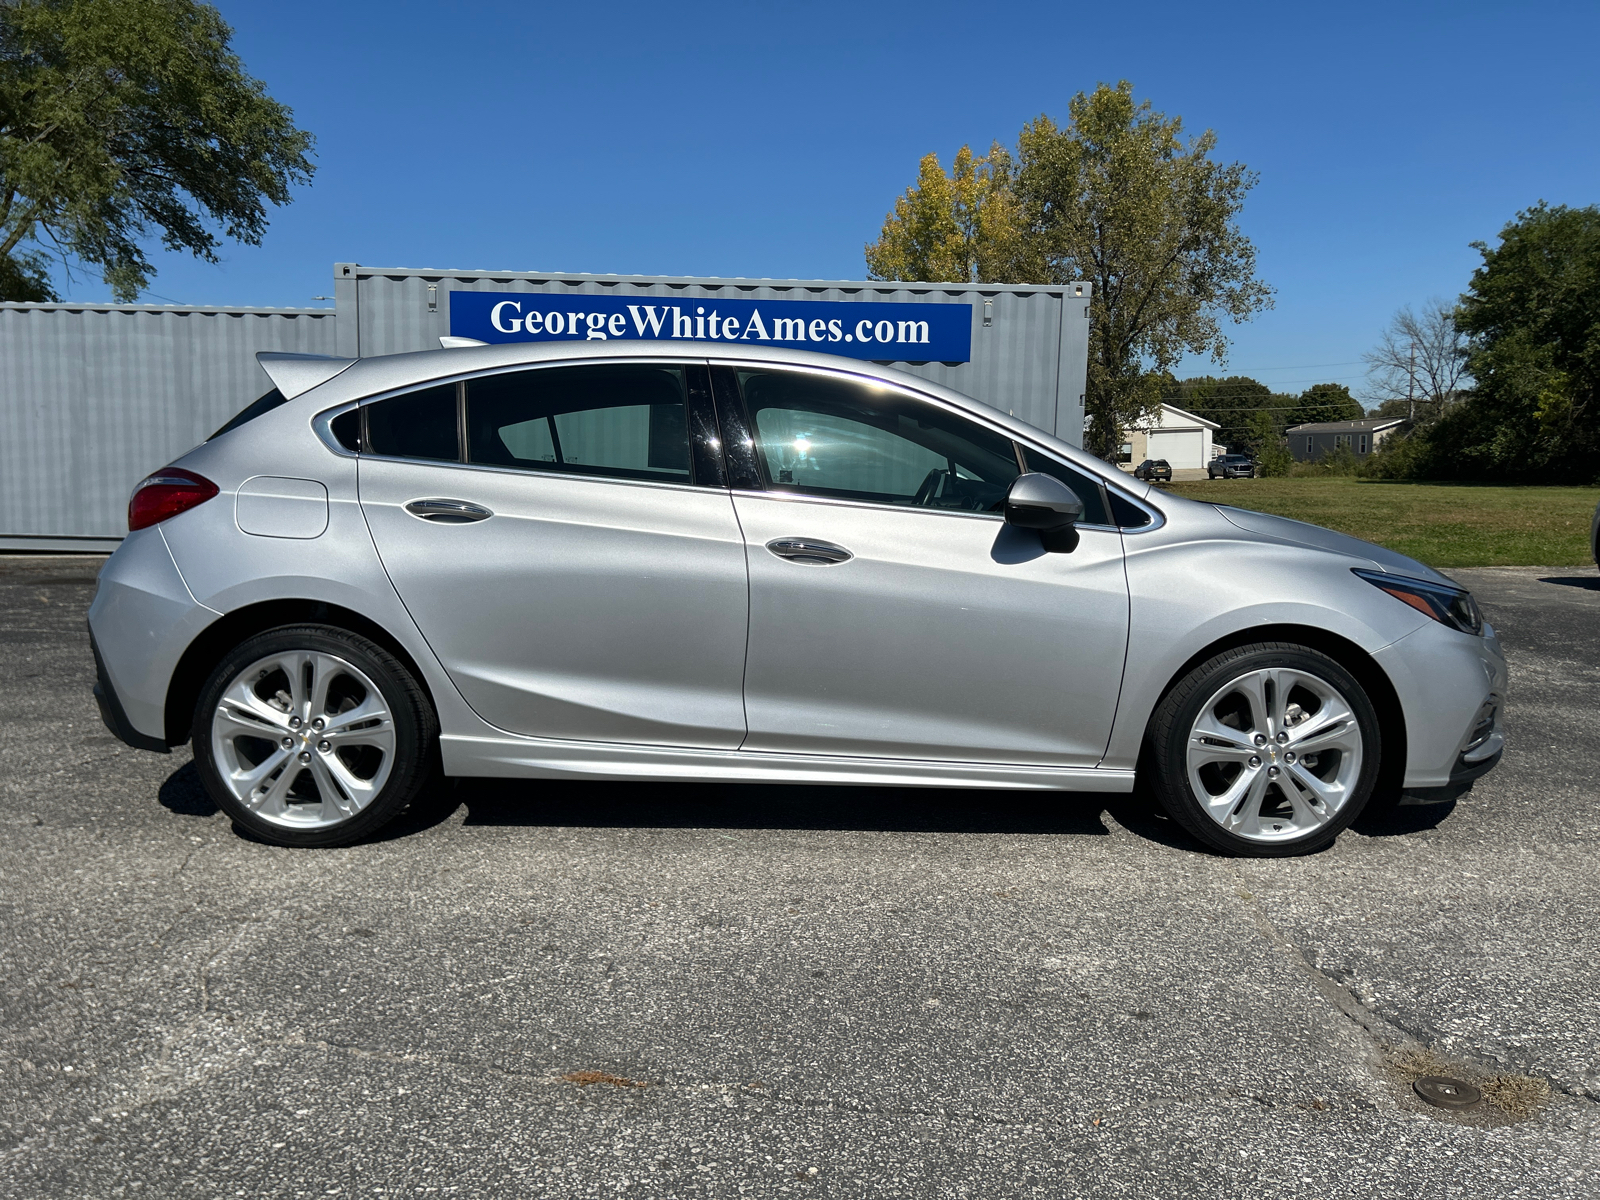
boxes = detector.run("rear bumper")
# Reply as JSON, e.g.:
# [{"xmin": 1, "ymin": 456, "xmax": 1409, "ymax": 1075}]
[{"xmin": 91, "ymin": 629, "xmax": 169, "ymax": 753}]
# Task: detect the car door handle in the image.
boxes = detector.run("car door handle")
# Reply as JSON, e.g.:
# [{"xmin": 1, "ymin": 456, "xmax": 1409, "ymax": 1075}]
[
  {"xmin": 766, "ymin": 537, "xmax": 852, "ymax": 565},
  {"xmin": 404, "ymin": 498, "xmax": 494, "ymax": 524}
]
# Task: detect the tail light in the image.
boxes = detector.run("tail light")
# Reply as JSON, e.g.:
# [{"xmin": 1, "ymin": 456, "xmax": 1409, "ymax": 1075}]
[{"xmin": 128, "ymin": 468, "xmax": 219, "ymax": 531}]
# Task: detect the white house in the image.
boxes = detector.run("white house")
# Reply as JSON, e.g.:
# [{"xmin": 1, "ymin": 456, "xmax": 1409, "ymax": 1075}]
[{"xmin": 1118, "ymin": 403, "xmax": 1220, "ymax": 470}]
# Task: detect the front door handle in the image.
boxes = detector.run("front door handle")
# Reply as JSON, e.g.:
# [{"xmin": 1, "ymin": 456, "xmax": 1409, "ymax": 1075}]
[
  {"xmin": 405, "ymin": 498, "xmax": 494, "ymax": 524},
  {"xmin": 766, "ymin": 537, "xmax": 852, "ymax": 565}
]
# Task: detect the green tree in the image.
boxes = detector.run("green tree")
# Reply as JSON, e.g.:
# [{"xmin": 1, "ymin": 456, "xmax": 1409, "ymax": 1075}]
[
  {"xmin": 0, "ymin": 0, "xmax": 314, "ymax": 301},
  {"xmin": 1160, "ymin": 373, "xmax": 1282, "ymax": 457},
  {"xmin": 865, "ymin": 81, "xmax": 1272, "ymax": 459},
  {"xmin": 864, "ymin": 143, "xmax": 1030, "ymax": 284},
  {"xmin": 1286, "ymin": 383, "xmax": 1363, "ymax": 426},
  {"xmin": 1437, "ymin": 202, "xmax": 1600, "ymax": 482}
]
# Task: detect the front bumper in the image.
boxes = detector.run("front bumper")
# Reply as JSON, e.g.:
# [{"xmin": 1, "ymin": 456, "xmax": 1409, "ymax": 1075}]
[{"xmin": 1374, "ymin": 618, "xmax": 1508, "ymax": 800}]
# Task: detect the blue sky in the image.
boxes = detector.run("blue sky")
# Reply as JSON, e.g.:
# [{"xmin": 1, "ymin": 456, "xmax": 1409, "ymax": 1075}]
[{"xmin": 66, "ymin": 0, "xmax": 1600, "ymax": 399}]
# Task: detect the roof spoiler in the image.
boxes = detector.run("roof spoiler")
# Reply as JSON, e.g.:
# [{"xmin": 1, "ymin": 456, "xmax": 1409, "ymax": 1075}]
[{"xmin": 256, "ymin": 352, "xmax": 357, "ymax": 399}]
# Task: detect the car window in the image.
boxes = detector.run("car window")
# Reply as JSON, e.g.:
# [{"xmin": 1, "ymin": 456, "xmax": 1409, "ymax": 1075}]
[
  {"xmin": 736, "ymin": 368, "xmax": 1019, "ymax": 511},
  {"xmin": 466, "ymin": 364, "xmax": 691, "ymax": 484},
  {"xmin": 365, "ymin": 383, "xmax": 461, "ymax": 462},
  {"xmin": 1019, "ymin": 448, "xmax": 1111, "ymax": 526}
]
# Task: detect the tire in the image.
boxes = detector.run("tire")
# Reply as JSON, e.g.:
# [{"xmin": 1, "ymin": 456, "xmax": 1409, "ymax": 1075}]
[
  {"xmin": 1145, "ymin": 642, "xmax": 1381, "ymax": 857},
  {"xmin": 191, "ymin": 624, "xmax": 438, "ymax": 847}
]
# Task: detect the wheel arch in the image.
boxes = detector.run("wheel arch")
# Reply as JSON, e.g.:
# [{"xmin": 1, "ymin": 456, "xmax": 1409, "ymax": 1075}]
[
  {"xmin": 1139, "ymin": 623, "xmax": 1407, "ymax": 801},
  {"xmin": 164, "ymin": 600, "xmax": 439, "ymax": 746}
]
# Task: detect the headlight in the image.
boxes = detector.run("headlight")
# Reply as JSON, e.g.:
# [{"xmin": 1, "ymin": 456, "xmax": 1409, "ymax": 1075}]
[{"xmin": 1352, "ymin": 568, "xmax": 1483, "ymax": 635}]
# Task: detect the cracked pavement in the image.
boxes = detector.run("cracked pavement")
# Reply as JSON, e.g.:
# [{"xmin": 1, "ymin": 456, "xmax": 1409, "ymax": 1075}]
[{"xmin": 1, "ymin": 555, "xmax": 1597, "ymax": 1198}]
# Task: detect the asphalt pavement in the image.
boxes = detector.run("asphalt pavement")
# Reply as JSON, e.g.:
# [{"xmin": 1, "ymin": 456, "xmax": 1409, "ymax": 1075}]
[{"xmin": 1, "ymin": 555, "xmax": 1597, "ymax": 1198}]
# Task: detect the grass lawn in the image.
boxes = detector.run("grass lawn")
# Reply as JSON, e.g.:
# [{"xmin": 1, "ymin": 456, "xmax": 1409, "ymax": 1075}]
[{"xmin": 1166, "ymin": 476, "xmax": 1600, "ymax": 568}]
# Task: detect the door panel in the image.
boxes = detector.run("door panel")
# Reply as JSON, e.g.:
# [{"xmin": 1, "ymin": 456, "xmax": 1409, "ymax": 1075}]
[
  {"xmin": 734, "ymin": 495, "xmax": 1128, "ymax": 763},
  {"xmin": 363, "ymin": 460, "xmax": 749, "ymax": 746},
  {"xmin": 356, "ymin": 362, "xmax": 747, "ymax": 749}
]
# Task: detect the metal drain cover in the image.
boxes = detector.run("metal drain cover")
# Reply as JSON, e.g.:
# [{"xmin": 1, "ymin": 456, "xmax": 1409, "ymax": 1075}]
[{"xmin": 1414, "ymin": 1075, "xmax": 1482, "ymax": 1109}]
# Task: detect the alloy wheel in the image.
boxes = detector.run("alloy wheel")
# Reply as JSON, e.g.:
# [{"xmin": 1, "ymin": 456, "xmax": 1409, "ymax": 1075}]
[
  {"xmin": 1184, "ymin": 666, "xmax": 1365, "ymax": 843},
  {"xmin": 209, "ymin": 649, "xmax": 396, "ymax": 830}
]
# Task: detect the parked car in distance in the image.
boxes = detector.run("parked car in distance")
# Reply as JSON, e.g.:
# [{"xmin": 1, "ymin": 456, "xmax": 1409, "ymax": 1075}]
[
  {"xmin": 1209, "ymin": 454, "xmax": 1256, "ymax": 479},
  {"xmin": 90, "ymin": 340, "xmax": 1507, "ymax": 859},
  {"xmin": 1133, "ymin": 458, "xmax": 1172, "ymax": 482}
]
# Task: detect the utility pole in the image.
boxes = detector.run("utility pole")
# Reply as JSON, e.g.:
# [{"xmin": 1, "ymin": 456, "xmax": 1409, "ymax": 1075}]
[{"xmin": 1407, "ymin": 345, "xmax": 1416, "ymax": 422}]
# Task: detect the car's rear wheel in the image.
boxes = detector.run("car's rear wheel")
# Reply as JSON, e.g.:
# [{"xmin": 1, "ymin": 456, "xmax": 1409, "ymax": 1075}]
[
  {"xmin": 1146, "ymin": 643, "xmax": 1380, "ymax": 857},
  {"xmin": 191, "ymin": 624, "xmax": 438, "ymax": 847}
]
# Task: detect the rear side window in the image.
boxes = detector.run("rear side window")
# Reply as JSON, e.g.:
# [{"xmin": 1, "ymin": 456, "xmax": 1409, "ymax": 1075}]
[
  {"xmin": 1019, "ymin": 447, "xmax": 1111, "ymax": 527},
  {"xmin": 209, "ymin": 388, "xmax": 288, "ymax": 440},
  {"xmin": 365, "ymin": 383, "xmax": 460, "ymax": 462},
  {"xmin": 466, "ymin": 364, "xmax": 691, "ymax": 484}
]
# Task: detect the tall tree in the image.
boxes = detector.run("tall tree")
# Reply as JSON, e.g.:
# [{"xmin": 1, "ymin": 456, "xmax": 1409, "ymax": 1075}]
[
  {"xmin": 1434, "ymin": 202, "xmax": 1600, "ymax": 481},
  {"xmin": 0, "ymin": 0, "xmax": 314, "ymax": 301},
  {"xmin": 1015, "ymin": 83, "xmax": 1273, "ymax": 458},
  {"xmin": 1362, "ymin": 300, "xmax": 1470, "ymax": 421},
  {"xmin": 864, "ymin": 82, "xmax": 1272, "ymax": 460}
]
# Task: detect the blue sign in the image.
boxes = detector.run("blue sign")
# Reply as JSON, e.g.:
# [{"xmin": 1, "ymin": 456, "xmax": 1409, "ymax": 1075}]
[{"xmin": 450, "ymin": 291, "xmax": 972, "ymax": 363}]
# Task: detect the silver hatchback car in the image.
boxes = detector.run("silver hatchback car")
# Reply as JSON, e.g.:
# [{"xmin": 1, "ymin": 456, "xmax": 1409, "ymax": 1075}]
[{"xmin": 89, "ymin": 342, "xmax": 1506, "ymax": 857}]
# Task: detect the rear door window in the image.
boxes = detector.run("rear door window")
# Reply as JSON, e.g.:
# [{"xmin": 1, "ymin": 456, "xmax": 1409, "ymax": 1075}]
[{"xmin": 466, "ymin": 364, "xmax": 691, "ymax": 484}]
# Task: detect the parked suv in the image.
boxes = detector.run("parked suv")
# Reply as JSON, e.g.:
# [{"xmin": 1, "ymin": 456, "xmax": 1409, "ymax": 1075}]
[
  {"xmin": 1209, "ymin": 454, "xmax": 1256, "ymax": 479},
  {"xmin": 90, "ymin": 341, "xmax": 1506, "ymax": 858},
  {"xmin": 1133, "ymin": 459, "xmax": 1172, "ymax": 482}
]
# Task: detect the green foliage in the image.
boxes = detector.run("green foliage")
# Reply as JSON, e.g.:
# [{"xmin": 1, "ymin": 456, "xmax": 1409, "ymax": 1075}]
[
  {"xmin": 0, "ymin": 0, "xmax": 314, "ymax": 301},
  {"xmin": 1287, "ymin": 383, "xmax": 1363, "ymax": 426},
  {"xmin": 1290, "ymin": 442, "xmax": 1360, "ymax": 477},
  {"xmin": 1158, "ymin": 374, "xmax": 1288, "ymax": 457},
  {"xmin": 1420, "ymin": 202, "xmax": 1600, "ymax": 483},
  {"xmin": 1358, "ymin": 429, "xmax": 1429, "ymax": 480},
  {"xmin": 866, "ymin": 81, "xmax": 1272, "ymax": 460},
  {"xmin": 1255, "ymin": 443, "xmax": 1292, "ymax": 477}
]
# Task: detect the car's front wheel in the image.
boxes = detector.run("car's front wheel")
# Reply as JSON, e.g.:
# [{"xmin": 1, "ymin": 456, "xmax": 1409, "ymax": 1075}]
[
  {"xmin": 191, "ymin": 624, "xmax": 438, "ymax": 847},
  {"xmin": 1146, "ymin": 643, "xmax": 1381, "ymax": 857}
]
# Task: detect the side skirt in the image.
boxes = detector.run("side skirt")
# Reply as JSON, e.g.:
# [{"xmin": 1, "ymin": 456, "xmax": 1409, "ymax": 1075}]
[{"xmin": 440, "ymin": 734, "xmax": 1136, "ymax": 792}]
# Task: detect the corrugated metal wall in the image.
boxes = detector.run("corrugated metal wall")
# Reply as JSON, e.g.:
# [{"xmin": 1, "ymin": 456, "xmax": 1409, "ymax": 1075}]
[
  {"xmin": 2, "ymin": 267, "xmax": 1089, "ymax": 548},
  {"xmin": 1, "ymin": 304, "xmax": 336, "ymax": 548},
  {"xmin": 335, "ymin": 265, "xmax": 1089, "ymax": 447}
]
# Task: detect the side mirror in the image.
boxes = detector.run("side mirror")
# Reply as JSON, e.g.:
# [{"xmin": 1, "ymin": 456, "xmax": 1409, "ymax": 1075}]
[{"xmin": 1003, "ymin": 472, "xmax": 1083, "ymax": 553}]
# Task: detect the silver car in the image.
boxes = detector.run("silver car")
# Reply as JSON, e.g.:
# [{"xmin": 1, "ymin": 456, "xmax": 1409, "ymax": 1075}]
[{"xmin": 89, "ymin": 342, "xmax": 1507, "ymax": 857}]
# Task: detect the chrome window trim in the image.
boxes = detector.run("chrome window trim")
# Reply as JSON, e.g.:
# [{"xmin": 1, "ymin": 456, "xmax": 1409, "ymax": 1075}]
[{"xmin": 312, "ymin": 401, "xmax": 361, "ymax": 459}]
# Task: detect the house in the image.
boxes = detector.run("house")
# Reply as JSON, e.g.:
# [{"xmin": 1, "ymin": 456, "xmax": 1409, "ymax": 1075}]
[
  {"xmin": 1117, "ymin": 403, "xmax": 1220, "ymax": 470},
  {"xmin": 1285, "ymin": 417, "xmax": 1404, "ymax": 462}
]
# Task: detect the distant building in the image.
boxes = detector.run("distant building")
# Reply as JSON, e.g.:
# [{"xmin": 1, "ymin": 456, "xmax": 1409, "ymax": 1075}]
[
  {"xmin": 1117, "ymin": 403, "xmax": 1221, "ymax": 470},
  {"xmin": 1285, "ymin": 417, "xmax": 1405, "ymax": 462}
]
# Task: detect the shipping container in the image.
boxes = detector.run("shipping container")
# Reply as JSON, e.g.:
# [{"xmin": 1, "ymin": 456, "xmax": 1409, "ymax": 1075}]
[{"xmin": 1, "ymin": 265, "xmax": 1089, "ymax": 547}]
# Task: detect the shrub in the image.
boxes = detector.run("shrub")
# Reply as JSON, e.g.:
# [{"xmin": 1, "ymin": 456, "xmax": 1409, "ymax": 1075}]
[
  {"xmin": 1290, "ymin": 443, "xmax": 1359, "ymax": 477},
  {"xmin": 1255, "ymin": 444, "xmax": 1293, "ymax": 477}
]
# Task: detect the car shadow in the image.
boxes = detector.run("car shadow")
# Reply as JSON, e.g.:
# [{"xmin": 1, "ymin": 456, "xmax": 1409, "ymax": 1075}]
[
  {"xmin": 1351, "ymin": 798, "xmax": 1457, "ymax": 836},
  {"xmin": 158, "ymin": 761, "xmax": 218, "ymax": 817},
  {"xmin": 1538, "ymin": 575, "xmax": 1600, "ymax": 591},
  {"xmin": 448, "ymin": 778, "xmax": 1129, "ymax": 839},
  {"xmin": 155, "ymin": 762, "xmax": 1303, "ymax": 855}
]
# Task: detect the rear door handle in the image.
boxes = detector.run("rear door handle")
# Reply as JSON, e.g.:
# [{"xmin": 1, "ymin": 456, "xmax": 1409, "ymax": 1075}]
[
  {"xmin": 766, "ymin": 537, "xmax": 852, "ymax": 565},
  {"xmin": 404, "ymin": 498, "xmax": 493, "ymax": 524}
]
